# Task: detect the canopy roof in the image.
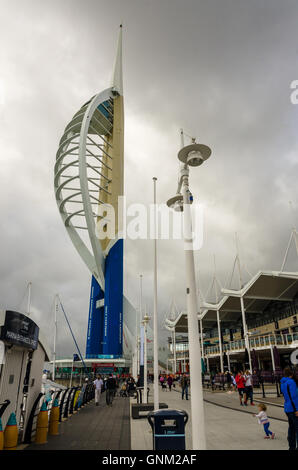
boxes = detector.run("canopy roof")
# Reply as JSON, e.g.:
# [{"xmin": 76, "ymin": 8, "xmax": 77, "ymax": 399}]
[{"xmin": 166, "ymin": 270, "xmax": 298, "ymax": 333}]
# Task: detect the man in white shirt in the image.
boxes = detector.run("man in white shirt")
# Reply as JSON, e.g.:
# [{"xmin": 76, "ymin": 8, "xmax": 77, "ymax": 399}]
[
  {"xmin": 93, "ymin": 374, "xmax": 104, "ymax": 406},
  {"xmin": 244, "ymin": 370, "xmax": 255, "ymax": 406}
]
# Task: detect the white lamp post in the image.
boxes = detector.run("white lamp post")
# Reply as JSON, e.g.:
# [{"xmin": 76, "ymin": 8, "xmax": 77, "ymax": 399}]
[
  {"xmin": 52, "ymin": 294, "xmax": 58, "ymax": 382},
  {"xmin": 142, "ymin": 313, "xmax": 150, "ymax": 404},
  {"xmin": 166, "ymin": 129, "xmax": 211, "ymax": 450},
  {"xmin": 173, "ymin": 328, "xmax": 177, "ymax": 374},
  {"xmin": 153, "ymin": 177, "xmax": 160, "ymax": 411}
]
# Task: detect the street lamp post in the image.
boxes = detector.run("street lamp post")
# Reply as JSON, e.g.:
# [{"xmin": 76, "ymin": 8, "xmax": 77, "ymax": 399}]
[
  {"xmin": 173, "ymin": 328, "xmax": 177, "ymax": 374},
  {"xmin": 153, "ymin": 177, "xmax": 159, "ymax": 411},
  {"xmin": 142, "ymin": 313, "xmax": 150, "ymax": 404},
  {"xmin": 167, "ymin": 129, "xmax": 211, "ymax": 450}
]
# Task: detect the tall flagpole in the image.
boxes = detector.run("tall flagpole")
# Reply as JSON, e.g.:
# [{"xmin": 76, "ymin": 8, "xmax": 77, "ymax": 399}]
[
  {"xmin": 27, "ymin": 282, "xmax": 32, "ymax": 316},
  {"xmin": 52, "ymin": 295, "xmax": 58, "ymax": 382},
  {"xmin": 153, "ymin": 177, "xmax": 159, "ymax": 410},
  {"xmin": 139, "ymin": 274, "xmax": 144, "ymax": 383},
  {"xmin": 235, "ymin": 233, "xmax": 252, "ymax": 372}
]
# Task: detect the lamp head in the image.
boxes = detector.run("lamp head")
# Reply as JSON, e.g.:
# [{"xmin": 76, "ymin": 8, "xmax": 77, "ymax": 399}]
[
  {"xmin": 178, "ymin": 143, "xmax": 211, "ymax": 167},
  {"xmin": 166, "ymin": 194, "xmax": 183, "ymax": 212}
]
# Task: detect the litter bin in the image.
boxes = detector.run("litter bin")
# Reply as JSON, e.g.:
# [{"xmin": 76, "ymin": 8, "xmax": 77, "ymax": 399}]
[{"xmin": 147, "ymin": 409, "xmax": 188, "ymax": 450}]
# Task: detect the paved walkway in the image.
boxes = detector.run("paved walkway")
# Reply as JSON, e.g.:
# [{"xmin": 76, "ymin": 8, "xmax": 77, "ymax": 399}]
[
  {"xmin": 26, "ymin": 393, "xmax": 130, "ymax": 450},
  {"xmin": 130, "ymin": 386, "xmax": 289, "ymax": 450}
]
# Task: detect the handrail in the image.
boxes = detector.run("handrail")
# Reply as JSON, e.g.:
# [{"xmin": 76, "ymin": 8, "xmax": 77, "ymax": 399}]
[
  {"xmin": 59, "ymin": 388, "xmax": 70, "ymax": 422},
  {"xmin": 87, "ymin": 383, "xmax": 94, "ymax": 402},
  {"xmin": 23, "ymin": 393, "xmax": 44, "ymax": 444},
  {"xmin": 53, "ymin": 389, "xmax": 63, "ymax": 404},
  {"xmin": 69, "ymin": 387, "xmax": 79, "ymax": 415},
  {"xmin": 83, "ymin": 384, "xmax": 92, "ymax": 405},
  {"xmin": 0, "ymin": 399, "xmax": 10, "ymax": 418},
  {"xmin": 64, "ymin": 387, "xmax": 76, "ymax": 418},
  {"xmin": 203, "ymin": 332, "xmax": 298, "ymax": 356}
]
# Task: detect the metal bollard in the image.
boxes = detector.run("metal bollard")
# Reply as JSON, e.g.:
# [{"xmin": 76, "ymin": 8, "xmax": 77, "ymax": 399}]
[
  {"xmin": 261, "ymin": 380, "xmax": 265, "ymax": 398},
  {"xmin": 4, "ymin": 413, "xmax": 18, "ymax": 450},
  {"xmin": 35, "ymin": 402, "xmax": 48, "ymax": 444},
  {"xmin": 49, "ymin": 399, "xmax": 59, "ymax": 436},
  {"xmin": 275, "ymin": 378, "xmax": 280, "ymax": 398}
]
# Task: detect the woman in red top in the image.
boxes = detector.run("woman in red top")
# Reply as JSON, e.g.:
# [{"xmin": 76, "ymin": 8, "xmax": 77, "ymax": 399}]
[{"xmin": 235, "ymin": 371, "xmax": 246, "ymax": 406}]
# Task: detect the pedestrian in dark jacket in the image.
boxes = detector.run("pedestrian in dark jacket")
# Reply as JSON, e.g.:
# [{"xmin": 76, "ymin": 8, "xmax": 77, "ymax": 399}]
[
  {"xmin": 106, "ymin": 374, "xmax": 117, "ymax": 406},
  {"xmin": 167, "ymin": 375, "xmax": 173, "ymax": 391},
  {"xmin": 181, "ymin": 374, "xmax": 189, "ymax": 400},
  {"xmin": 280, "ymin": 367, "xmax": 298, "ymax": 450}
]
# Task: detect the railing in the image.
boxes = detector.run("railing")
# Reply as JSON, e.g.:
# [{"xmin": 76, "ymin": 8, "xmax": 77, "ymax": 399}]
[
  {"xmin": 202, "ymin": 373, "xmax": 283, "ymax": 398},
  {"xmin": 24, "ymin": 392, "xmax": 45, "ymax": 444},
  {"xmin": 23, "ymin": 384, "xmax": 96, "ymax": 444},
  {"xmin": 204, "ymin": 333, "xmax": 298, "ymax": 356},
  {"xmin": 69, "ymin": 387, "xmax": 79, "ymax": 415},
  {"xmin": 0, "ymin": 399, "xmax": 11, "ymax": 419},
  {"xmin": 168, "ymin": 332, "xmax": 298, "ymax": 359}
]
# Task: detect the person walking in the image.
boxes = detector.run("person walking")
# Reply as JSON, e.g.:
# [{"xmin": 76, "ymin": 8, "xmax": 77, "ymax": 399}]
[
  {"xmin": 167, "ymin": 375, "xmax": 173, "ymax": 392},
  {"xmin": 280, "ymin": 367, "xmax": 298, "ymax": 450},
  {"xmin": 244, "ymin": 370, "xmax": 255, "ymax": 405},
  {"xmin": 253, "ymin": 403, "xmax": 275, "ymax": 439},
  {"xmin": 160, "ymin": 374, "xmax": 167, "ymax": 391},
  {"xmin": 181, "ymin": 374, "xmax": 189, "ymax": 400},
  {"xmin": 226, "ymin": 371, "xmax": 232, "ymax": 391},
  {"xmin": 93, "ymin": 374, "xmax": 104, "ymax": 406},
  {"xmin": 231, "ymin": 372, "xmax": 237, "ymax": 391},
  {"xmin": 106, "ymin": 373, "xmax": 117, "ymax": 406},
  {"xmin": 235, "ymin": 371, "xmax": 246, "ymax": 406}
]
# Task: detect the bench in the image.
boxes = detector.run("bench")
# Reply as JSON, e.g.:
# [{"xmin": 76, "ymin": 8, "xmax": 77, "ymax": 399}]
[{"xmin": 131, "ymin": 402, "xmax": 168, "ymax": 419}]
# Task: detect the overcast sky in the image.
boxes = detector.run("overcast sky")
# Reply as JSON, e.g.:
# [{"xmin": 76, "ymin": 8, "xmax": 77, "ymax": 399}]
[{"xmin": 0, "ymin": 0, "xmax": 298, "ymax": 358}]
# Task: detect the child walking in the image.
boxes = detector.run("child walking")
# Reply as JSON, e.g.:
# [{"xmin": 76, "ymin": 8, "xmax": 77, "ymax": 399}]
[{"xmin": 254, "ymin": 403, "xmax": 275, "ymax": 439}]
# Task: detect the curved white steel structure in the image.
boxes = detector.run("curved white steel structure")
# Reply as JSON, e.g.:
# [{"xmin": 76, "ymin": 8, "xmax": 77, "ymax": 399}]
[{"xmin": 54, "ymin": 27, "xmax": 123, "ymax": 292}]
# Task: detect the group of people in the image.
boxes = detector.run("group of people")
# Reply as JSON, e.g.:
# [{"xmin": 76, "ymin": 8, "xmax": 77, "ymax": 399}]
[
  {"xmin": 250, "ymin": 367, "xmax": 298, "ymax": 446},
  {"xmin": 93, "ymin": 373, "xmax": 117, "ymax": 406},
  {"xmin": 159, "ymin": 374, "xmax": 175, "ymax": 391},
  {"xmin": 233, "ymin": 370, "xmax": 255, "ymax": 406},
  {"xmin": 90, "ymin": 365, "xmax": 298, "ymax": 450},
  {"xmin": 159, "ymin": 372, "xmax": 190, "ymax": 399},
  {"xmin": 228, "ymin": 367, "xmax": 298, "ymax": 448}
]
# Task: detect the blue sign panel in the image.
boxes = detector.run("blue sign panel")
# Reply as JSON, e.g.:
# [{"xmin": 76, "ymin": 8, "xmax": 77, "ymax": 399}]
[
  {"xmin": 102, "ymin": 239, "xmax": 123, "ymax": 357},
  {"xmin": 85, "ymin": 276, "xmax": 104, "ymax": 358},
  {"xmin": 85, "ymin": 239, "xmax": 123, "ymax": 358}
]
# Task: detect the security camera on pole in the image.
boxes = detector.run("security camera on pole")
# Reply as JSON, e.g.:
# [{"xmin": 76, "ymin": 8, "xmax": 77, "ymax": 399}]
[{"xmin": 166, "ymin": 129, "xmax": 211, "ymax": 450}]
